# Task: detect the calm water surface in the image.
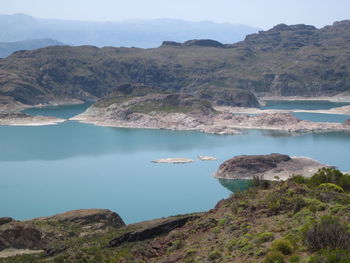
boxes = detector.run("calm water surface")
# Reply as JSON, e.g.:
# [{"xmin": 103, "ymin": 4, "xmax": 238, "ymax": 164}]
[
  {"xmin": 263, "ymin": 100, "xmax": 350, "ymax": 123},
  {"xmin": 0, "ymin": 101, "xmax": 349, "ymax": 224}
]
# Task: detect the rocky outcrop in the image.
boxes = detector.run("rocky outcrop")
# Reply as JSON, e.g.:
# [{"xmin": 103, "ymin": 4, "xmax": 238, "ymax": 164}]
[
  {"xmin": 214, "ymin": 154, "xmax": 327, "ymax": 180},
  {"xmin": 345, "ymin": 119, "xmax": 350, "ymax": 126},
  {"xmin": 196, "ymin": 87, "xmax": 260, "ymax": 107},
  {"xmin": 183, "ymin": 39, "xmax": 224, "ymax": 47},
  {"xmin": 46, "ymin": 209, "xmax": 125, "ymax": 230},
  {"xmin": 0, "ymin": 209, "xmax": 125, "ymax": 252},
  {"xmin": 0, "ymin": 218, "xmax": 14, "ymax": 226},
  {"xmin": 0, "ymin": 225, "xmax": 44, "ymax": 251},
  {"xmin": 108, "ymin": 214, "xmax": 200, "ymax": 247},
  {"xmin": 161, "ymin": 39, "xmax": 224, "ymax": 48}
]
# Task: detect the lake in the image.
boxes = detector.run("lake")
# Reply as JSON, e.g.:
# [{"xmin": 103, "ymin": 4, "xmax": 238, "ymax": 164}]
[{"xmin": 0, "ymin": 101, "xmax": 349, "ymax": 224}]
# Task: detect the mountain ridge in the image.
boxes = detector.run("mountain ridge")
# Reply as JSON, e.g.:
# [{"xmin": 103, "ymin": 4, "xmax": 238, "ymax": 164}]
[{"xmin": 0, "ymin": 20, "xmax": 349, "ymax": 109}]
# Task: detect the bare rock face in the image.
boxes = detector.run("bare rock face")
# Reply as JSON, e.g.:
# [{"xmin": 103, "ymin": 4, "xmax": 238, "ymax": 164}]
[
  {"xmin": 344, "ymin": 119, "xmax": 350, "ymax": 126},
  {"xmin": 0, "ymin": 218, "xmax": 14, "ymax": 226},
  {"xmin": 108, "ymin": 214, "xmax": 200, "ymax": 247},
  {"xmin": 214, "ymin": 153, "xmax": 327, "ymax": 180},
  {"xmin": 0, "ymin": 225, "xmax": 43, "ymax": 251},
  {"xmin": 48, "ymin": 209, "xmax": 125, "ymax": 230}
]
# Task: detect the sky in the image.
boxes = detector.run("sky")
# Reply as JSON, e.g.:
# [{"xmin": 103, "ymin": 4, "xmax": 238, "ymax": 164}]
[{"xmin": 1, "ymin": 0, "xmax": 349, "ymax": 29}]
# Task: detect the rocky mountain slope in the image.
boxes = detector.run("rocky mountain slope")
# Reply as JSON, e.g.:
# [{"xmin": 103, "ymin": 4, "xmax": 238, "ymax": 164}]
[
  {"xmin": 1, "ymin": 155, "xmax": 349, "ymax": 263},
  {"xmin": 0, "ymin": 20, "xmax": 349, "ymax": 109}
]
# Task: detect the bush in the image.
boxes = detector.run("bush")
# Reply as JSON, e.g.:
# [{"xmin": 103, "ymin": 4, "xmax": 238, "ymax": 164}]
[
  {"xmin": 289, "ymin": 175, "xmax": 309, "ymax": 184},
  {"xmin": 264, "ymin": 251, "xmax": 285, "ymax": 263},
  {"xmin": 309, "ymin": 249, "xmax": 350, "ymax": 263},
  {"xmin": 318, "ymin": 183, "xmax": 344, "ymax": 193},
  {"xmin": 257, "ymin": 232, "xmax": 275, "ymax": 243},
  {"xmin": 339, "ymin": 173, "xmax": 350, "ymax": 191},
  {"xmin": 303, "ymin": 198, "xmax": 327, "ymax": 212},
  {"xmin": 308, "ymin": 168, "xmax": 343, "ymax": 187},
  {"xmin": 304, "ymin": 215, "xmax": 350, "ymax": 251},
  {"xmin": 289, "ymin": 255, "xmax": 300, "ymax": 263},
  {"xmin": 208, "ymin": 250, "xmax": 222, "ymax": 261},
  {"xmin": 270, "ymin": 239, "xmax": 294, "ymax": 255}
]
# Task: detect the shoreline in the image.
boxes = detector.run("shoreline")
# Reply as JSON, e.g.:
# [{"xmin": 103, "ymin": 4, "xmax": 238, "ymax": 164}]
[
  {"xmin": 71, "ymin": 106, "xmax": 350, "ymax": 135},
  {"xmin": 259, "ymin": 94, "xmax": 350, "ymax": 103}
]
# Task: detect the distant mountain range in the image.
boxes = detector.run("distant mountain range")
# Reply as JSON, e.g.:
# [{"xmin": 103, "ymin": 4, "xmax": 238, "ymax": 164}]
[
  {"xmin": 1, "ymin": 20, "xmax": 349, "ymax": 108},
  {"xmin": 0, "ymin": 38, "xmax": 63, "ymax": 58},
  {"xmin": 0, "ymin": 14, "xmax": 259, "ymax": 48}
]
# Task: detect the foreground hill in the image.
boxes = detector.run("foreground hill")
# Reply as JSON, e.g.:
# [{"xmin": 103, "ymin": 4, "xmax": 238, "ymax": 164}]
[
  {"xmin": 1, "ymin": 155, "xmax": 349, "ymax": 263},
  {"xmin": 0, "ymin": 14, "xmax": 259, "ymax": 48},
  {"xmin": 0, "ymin": 38, "xmax": 63, "ymax": 58},
  {"xmin": 0, "ymin": 20, "xmax": 349, "ymax": 108}
]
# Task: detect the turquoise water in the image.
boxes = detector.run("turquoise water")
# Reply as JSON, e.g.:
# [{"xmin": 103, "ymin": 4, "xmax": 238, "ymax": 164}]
[
  {"xmin": 263, "ymin": 100, "xmax": 350, "ymax": 123},
  {"xmin": 1, "ymin": 102, "xmax": 350, "ymax": 224}
]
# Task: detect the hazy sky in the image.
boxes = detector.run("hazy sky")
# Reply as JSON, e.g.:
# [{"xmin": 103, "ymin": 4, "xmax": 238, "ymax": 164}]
[{"xmin": 1, "ymin": 0, "xmax": 349, "ymax": 29}]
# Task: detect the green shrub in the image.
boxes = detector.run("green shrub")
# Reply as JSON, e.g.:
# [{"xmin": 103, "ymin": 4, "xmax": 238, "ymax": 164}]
[
  {"xmin": 308, "ymin": 168, "xmax": 343, "ymax": 187},
  {"xmin": 318, "ymin": 183, "xmax": 344, "ymax": 192},
  {"xmin": 270, "ymin": 239, "xmax": 294, "ymax": 255},
  {"xmin": 264, "ymin": 251, "xmax": 285, "ymax": 263},
  {"xmin": 339, "ymin": 174, "xmax": 350, "ymax": 191},
  {"xmin": 303, "ymin": 198, "xmax": 327, "ymax": 212},
  {"xmin": 289, "ymin": 255, "xmax": 300, "ymax": 263},
  {"xmin": 304, "ymin": 215, "xmax": 350, "ymax": 251},
  {"xmin": 208, "ymin": 250, "xmax": 222, "ymax": 261},
  {"xmin": 309, "ymin": 249, "xmax": 350, "ymax": 263},
  {"xmin": 289, "ymin": 175, "xmax": 309, "ymax": 184},
  {"xmin": 257, "ymin": 232, "xmax": 275, "ymax": 243}
]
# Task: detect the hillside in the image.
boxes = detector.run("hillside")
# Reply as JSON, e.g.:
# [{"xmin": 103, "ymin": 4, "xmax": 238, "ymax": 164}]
[
  {"xmin": 0, "ymin": 20, "xmax": 349, "ymax": 108},
  {"xmin": 0, "ymin": 14, "xmax": 259, "ymax": 48},
  {"xmin": 1, "ymin": 163, "xmax": 349, "ymax": 263},
  {"xmin": 0, "ymin": 38, "xmax": 63, "ymax": 58}
]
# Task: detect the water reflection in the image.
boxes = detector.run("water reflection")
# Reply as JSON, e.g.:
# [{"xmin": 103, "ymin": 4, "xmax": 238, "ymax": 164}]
[{"xmin": 218, "ymin": 179, "xmax": 251, "ymax": 193}]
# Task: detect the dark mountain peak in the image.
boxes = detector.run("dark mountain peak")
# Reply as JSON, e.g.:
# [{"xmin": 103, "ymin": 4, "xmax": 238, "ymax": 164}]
[
  {"xmin": 270, "ymin": 23, "xmax": 316, "ymax": 32},
  {"xmin": 244, "ymin": 23, "xmax": 317, "ymax": 50},
  {"xmin": 332, "ymin": 20, "xmax": 350, "ymax": 28},
  {"xmin": 183, "ymin": 39, "xmax": 224, "ymax": 47},
  {"xmin": 161, "ymin": 39, "xmax": 224, "ymax": 48}
]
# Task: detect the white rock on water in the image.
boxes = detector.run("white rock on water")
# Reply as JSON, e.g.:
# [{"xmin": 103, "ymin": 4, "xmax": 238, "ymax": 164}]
[
  {"xmin": 152, "ymin": 158, "xmax": 193, "ymax": 164},
  {"xmin": 198, "ymin": 156, "xmax": 217, "ymax": 161}
]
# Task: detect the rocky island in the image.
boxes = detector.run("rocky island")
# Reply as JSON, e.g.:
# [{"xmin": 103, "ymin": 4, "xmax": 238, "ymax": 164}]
[
  {"xmin": 71, "ymin": 86, "xmax": 350, "ymax": 134},
  {"xmin": 213, "ymin": 153, "xmax": 328, "ymax": 180}
]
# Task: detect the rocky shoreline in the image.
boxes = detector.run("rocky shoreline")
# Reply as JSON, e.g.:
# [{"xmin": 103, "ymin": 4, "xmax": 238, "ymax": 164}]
[
  {"xmin": 0, "ymin": 112, "xmax": 65, "ymax": 126},
  {"xmin": 71, "ymin": 105, "xmax": 350, "ymax": 135}
]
